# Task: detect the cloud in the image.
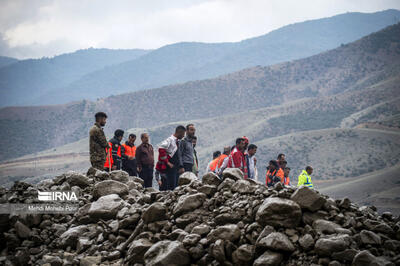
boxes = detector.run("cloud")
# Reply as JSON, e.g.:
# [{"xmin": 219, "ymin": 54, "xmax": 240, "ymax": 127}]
[{"xmin": 0, "ymin": 0, "xmax": 399, "ymax": 59}]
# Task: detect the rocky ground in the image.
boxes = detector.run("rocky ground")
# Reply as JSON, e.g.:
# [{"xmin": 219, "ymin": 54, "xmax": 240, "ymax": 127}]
[{"xmin": 0, "ymin": 168, "xmax": 399, "ymax": 265}]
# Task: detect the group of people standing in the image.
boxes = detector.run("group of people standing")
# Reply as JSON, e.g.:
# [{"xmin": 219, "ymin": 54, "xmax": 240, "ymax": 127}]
[{"xmin": 89, "ymin": 112, "xmax": 314, "ymax": 190}]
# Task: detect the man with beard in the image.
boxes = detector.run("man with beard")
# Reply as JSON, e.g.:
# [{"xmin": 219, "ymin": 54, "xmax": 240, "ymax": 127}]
[{"xmin": 89, "ymin": 112, "xmax": 109, "ymax": 170}]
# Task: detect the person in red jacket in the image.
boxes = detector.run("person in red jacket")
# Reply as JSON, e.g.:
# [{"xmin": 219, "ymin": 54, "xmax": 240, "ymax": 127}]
[{"xmin": 227, "ymin": 137, "xmax": 248, "ymax": 179}]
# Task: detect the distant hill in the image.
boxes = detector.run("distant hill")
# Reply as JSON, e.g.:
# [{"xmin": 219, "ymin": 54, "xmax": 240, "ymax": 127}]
[
  {"xmin": 0, "ymin": 48, "xmax": 150, "ymax": 106},
  {"xmin": 0, "ymin": 22, "xmax": 399, "ymax": 162},
  {"xmin": 1, "ymin": 9, "xmax": 400, "ymax": 106},
  {"xmin": 0, "ymin": 56, "xmax": 18, "ymax": 68}
]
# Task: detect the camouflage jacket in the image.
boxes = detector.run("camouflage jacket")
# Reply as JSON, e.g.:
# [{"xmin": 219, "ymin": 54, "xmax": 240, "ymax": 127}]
[{"xmin": 89, "ymin": 123, "xmax": 108, "ymax": 162}]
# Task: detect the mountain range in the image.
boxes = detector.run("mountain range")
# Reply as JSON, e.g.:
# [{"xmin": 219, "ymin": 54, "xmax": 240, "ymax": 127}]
[{"xmin": 0, "ymin": 9, "xmax": 399, "ymax": 107}]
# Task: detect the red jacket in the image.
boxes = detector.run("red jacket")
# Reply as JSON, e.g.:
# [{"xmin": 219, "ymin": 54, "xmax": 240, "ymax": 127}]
[
  {"xmin": 227, "ymin": 147, "xmax": 248, "ymax": 179},
  {"xmin": 155, "ymin": 148, "xmax": 170, "ymax": 173}
]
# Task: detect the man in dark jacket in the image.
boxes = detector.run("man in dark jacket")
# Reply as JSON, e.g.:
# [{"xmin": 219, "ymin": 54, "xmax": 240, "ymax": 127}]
[
  {"xmin": 89, "ymin": 112, "xmax": 109, "ymax": 170},
  {"xmin": 136, "ymin": 133, "xmax": 154, "ymax": 188},
  {"xmin": 108, "ymin": 129, "xmax": 126, "ymax": 170},
  {"xmin": 179, "ymin": 124, "xmax": 196, "ymax": 173}
]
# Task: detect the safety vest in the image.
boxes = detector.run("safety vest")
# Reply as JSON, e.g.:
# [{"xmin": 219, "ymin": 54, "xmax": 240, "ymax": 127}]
[
  {"xmin": 104, "ymin": 141, "xmax": 121, "ymax": 169},
  {"xmin": 283, "ymin": 176, "xmax": 290, "ymax": 186},
  {"xmin": 217, "ymin": 154, "xmax": 228, "ymax": 168},
  {"xmin": 298, "ymin": 170, "xmax": 313, "ymax": 188},
  {"xmin": 209, "ymin": 157, "xmax": 220, "ymax": 172},
  {"xmin": 122, "ymin": 143, "xmax": 136, "ymax": 157},
  {"xmin": 266, "ymin": 168, "xmax": 284, "ymax": 186}
]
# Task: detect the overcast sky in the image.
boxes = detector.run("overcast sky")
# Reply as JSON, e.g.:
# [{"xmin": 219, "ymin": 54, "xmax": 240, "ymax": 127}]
[{"xmin": 1, "ymin": 0, "xmax": 399, "ymax": 59}]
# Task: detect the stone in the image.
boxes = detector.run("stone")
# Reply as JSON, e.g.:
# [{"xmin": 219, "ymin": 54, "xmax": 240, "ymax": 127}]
[
  {"xmin": 142, "ymin": 202, "xmax": 167, "ymax": 223},
  {"xmin": 14, "ymin": 221, "xmax": 32, "ymax": 239},
  {"xmin": 88, "ymin": 194, "xmax": 124, "ymax": 220},
  {"xmin": 198, "ymin": 185, "xmax": 217, "ymax": 196},
  {"xmin": 211, "ymin": 239, "xmax": 226, "ymax": 262},
  {"xmin": 202, "ymin": 172, "xmax": 222, "ymax": 186},
  {"xmin": 92, "ymin": 180, "xmax": 129, "ymax": 199},
  {"xmin": 352, "ymin": 250, "xmax": 384, "ymax": 266},
  {"xmin": 77, "ymin": 237, "xmax": 92, "ymax": 253},
  {"xmin": 65, "ymin": 172, "xmax": 90, "ymax": 188},
  {"xmin": 80, "ymin": 256, "xmax": 102, "ymax": 266},
  {"xmin": 256, "ymin": 197, "xmax": 302, "ymax": 228},
  {"xmin": 258, "ymin": 232, "xmax": 295, "ymax": 252},
  {"xmin": 42, "ymin": 255, "xmax": 63, "ymax": 266},
  {"xmin": 315, "ymin": 235, "xmax": 350, "ymax": 256},
  {"xmin": 313, "ymin": 219, "xmax": 343, "ymax": 234},
  {"xmin": 360, "ymin": 230, "xmax": 382, "ymax": 245},
  {"xmin": 339, "ymin": 197, "xmax": 351, "ymax": 209},
  {"xmin": 144, "ymin": 240, "xmax": 190, "ymax": 266},
  {"xmin": 59, "ymin": 225, "xmax": 88, "ymax": 248},
  {"xmin": 173, "ymin": 193, "xmax": 206, "ymax": 216},
  {"xmin": 299, "ymin": 234, "xmax": 314, "ymax": 250},
  {"xmin": 110, "ymin": 170, "xmax": 129, "ymax": 182},
  {"xmin": 253, "ymin": 250, "xmax": 283, "ymax": 266},
  {"xmin": 207, "ymin": 224, "xmax": 241, "ymax": 242},
  {"xmin": 191, "ymin": 224, "xmax": 211, "ymax": 236},
  {"xmin": 232, "ymin": 244, "xmax": 255, "ymax": 265},
  {"xmin": 290, "ymin": 186, "xmax": 326, "ymax": 211},
  {"xmin": 178, "ymin": 172, "xmax": 197, "ymax": 186},
  {"xmin": 127, "ymin": 238, "xmax": 153, "ymax": 263},
  {"xmin": 222, "ymin": 168, "xmax": 244, "ymax": 180},
  {"xmin": 332, "ymin": 249, "xmax": 358, "ymax": 263},
  {"xmin": 232, "ymin": 179, "xmax": 256, "ymax": 194},
  {"xmin": 182, "ymin": 234, "xmax": 201, "ymax": 246}
]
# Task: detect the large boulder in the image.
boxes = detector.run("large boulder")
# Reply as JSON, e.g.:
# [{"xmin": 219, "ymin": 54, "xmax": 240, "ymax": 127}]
[
  {"xmin": 232, "ymin": 244, "xmax": 255, "ymax": 265},
  {"xmin": 88, "ymin": 194, "xmax": 124, "ymax": 220},
  {"xmin": 360, "ymin": 230, "xmax": 382, "ymax": 245},
  {"xmin": 65, "ymin": 172, "xmax": 90, "ymax": 188},
  {"xmin": 313, "ymin": 219, "xmax": 343, "ymax": 234},
  {"xmin": 178, "ymin": 172, "xmax": 197, "ymax": 186},
  {"xmin": 142, "ymin": 202, "xmax": 167, "ymax": 223},
  {"xmin": 299, "ymin": 234, "xmax": 314, "ymax": 250},
  {"xmin": 290, "ymin": 186, "xmax": 326, "ymax": 211},
  {"xmin": 257, "ymin": 232, "xmax": 295, "ymax": 252},
  {"xmin": 256, "ymin": 197, "xmax": 302, "ymax": 228},
  {"xmin": 59, "ymin": 225, "xmax": 88, "ymax": 248},
  {"xmin": 173, "ymin": 193, "xmax": 206, "ymax": 216},
  {"xmin": 207, "ymin": 224, "xmax": 241, "ymax": 242},
  {"xmin": 254, "ymin": 250, "xmax": 283, "ymax": 266},
  {"xmin": 352, "ymin": 250, "xmax": 391, "ymax": 266},
  {"xmin": 315, "ymin": 235, "xmax": 351, "ymax": 256},
  {"xmin": 14, "ymin": 221, "xmax": 31, "ymax": 239},
  {"xmin": 144, "ymin": 240, "xmax": 190, "ymax": 266},
  {"xmin": 202, "ymin": 172, "xmax": 222, "ymax": 186},
  {"xmin": 127, "ymin": 238, "xmax": 153, "ymax": 263},
  {"xmin": 110, "ymin": 170, "xmax": 129, "ymax": 182},
  {"xmin": 232, "ymin": 179, "xmax": 256, "ymax": 194},
  {"xmin": 92, "ymin": 180, "xmax": 129, "ymax": 199},
  {"xmin": 222, "ymin": 168, "xmax": 244, "ymax": 180}
]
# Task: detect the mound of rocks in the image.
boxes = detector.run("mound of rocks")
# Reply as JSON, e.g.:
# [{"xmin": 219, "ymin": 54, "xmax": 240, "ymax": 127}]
[{"xmin": 0, "ymin": 170, "xmax": 399, "ymax": 265}]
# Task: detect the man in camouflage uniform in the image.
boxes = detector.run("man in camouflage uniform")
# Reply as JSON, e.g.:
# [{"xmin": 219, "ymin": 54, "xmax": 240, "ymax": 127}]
[{"xmin": 89, "ymin": 112, "xmax": 109, "ymax": 170}]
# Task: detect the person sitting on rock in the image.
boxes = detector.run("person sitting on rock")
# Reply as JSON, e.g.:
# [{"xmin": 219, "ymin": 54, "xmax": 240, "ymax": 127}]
[
  {"xmin": 266, "ymin": 160, "xmax": 284, "ymax": 187},
  {"xmin": 297, "ymin": 166, "xmax": 314, "ymax": 188}
]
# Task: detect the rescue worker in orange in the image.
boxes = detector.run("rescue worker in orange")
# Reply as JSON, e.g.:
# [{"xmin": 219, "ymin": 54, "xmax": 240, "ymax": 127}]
[
  {"xmin": 266, "ymin": 160, "xmax": 284, "ymax": 187},
  {"xmin": 206, "ymin": 151, "xmax": 221, "ymax": 173},
  {"xmin": 122, "ymin": 134, "xmax": 137, "ymax": 176},
  {"xmin": 104, "ymin": 129, "xmax": 125, "ymax": 171}
]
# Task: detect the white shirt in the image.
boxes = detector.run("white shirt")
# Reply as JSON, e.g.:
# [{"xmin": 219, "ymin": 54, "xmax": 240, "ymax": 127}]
[
  {"xmin": 159, "ymin": 135, "xmax": 179, "ymax": 157},
  {"xmin": 218, "ymin": 156, "xmax": 229, "ymax": 174},
  {"xmin": 248, "ymin": 155, "xmax": 256, "ymax": 179}
]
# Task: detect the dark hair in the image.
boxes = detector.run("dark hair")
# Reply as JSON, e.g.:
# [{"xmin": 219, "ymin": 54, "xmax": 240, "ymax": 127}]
[
  {"xmin": 269, "ymin": 160, "xmax": 279, "ymax": 168},
  {"xmin": 285, "ymin": 167, "xmax": 291, "ymax": 171},
  {"xmin": 235, "ymin": 138, "xmax": 245, "ymax": 145},
  {"xmin": 192, "ymin": 136, "xmax": 197, "ymax": 140},
  {"xmin": 248, "ymin": 144, "xmax": 257, "ymax": 150},
  {"xmin": 277, "ymin": 153, "xmax": 285, "ymax": 160},
  {"xmin": 281, "ymin": 160, "xmax": 287, "ymax": 165},
  {"xmin": 141, "ymin": 133, "xmax": 148, "ymax": 139},
  {"xmin": 95, "ymin": 112, "xmax": 107, "ymax": 120},
  {"xmin": 213, "ymin": 151, "xmax": 221, "ymax": 159},
  {"xmin": 306, "ymin": 166, "xmax": 313, "ymax": 171},
  {"xmin": 129, "ymin": 134, "xmax": 136, "ymax": 138},
  {"xmin": 114, "ymin": 129, "xmax": 124, "ymax": 138},
  {"xmin": 176, "ymin": 125, "xmax": 186, "ymax": 132},
  {"xmin": 186, "ymin": 124, "xmax": 194, "ymax": 130}
]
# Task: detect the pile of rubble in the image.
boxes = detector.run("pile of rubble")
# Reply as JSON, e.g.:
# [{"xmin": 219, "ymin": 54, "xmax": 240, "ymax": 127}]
[{"xmin": 0, "ymin": 167, "xmax": 399, "ymax": 265}]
